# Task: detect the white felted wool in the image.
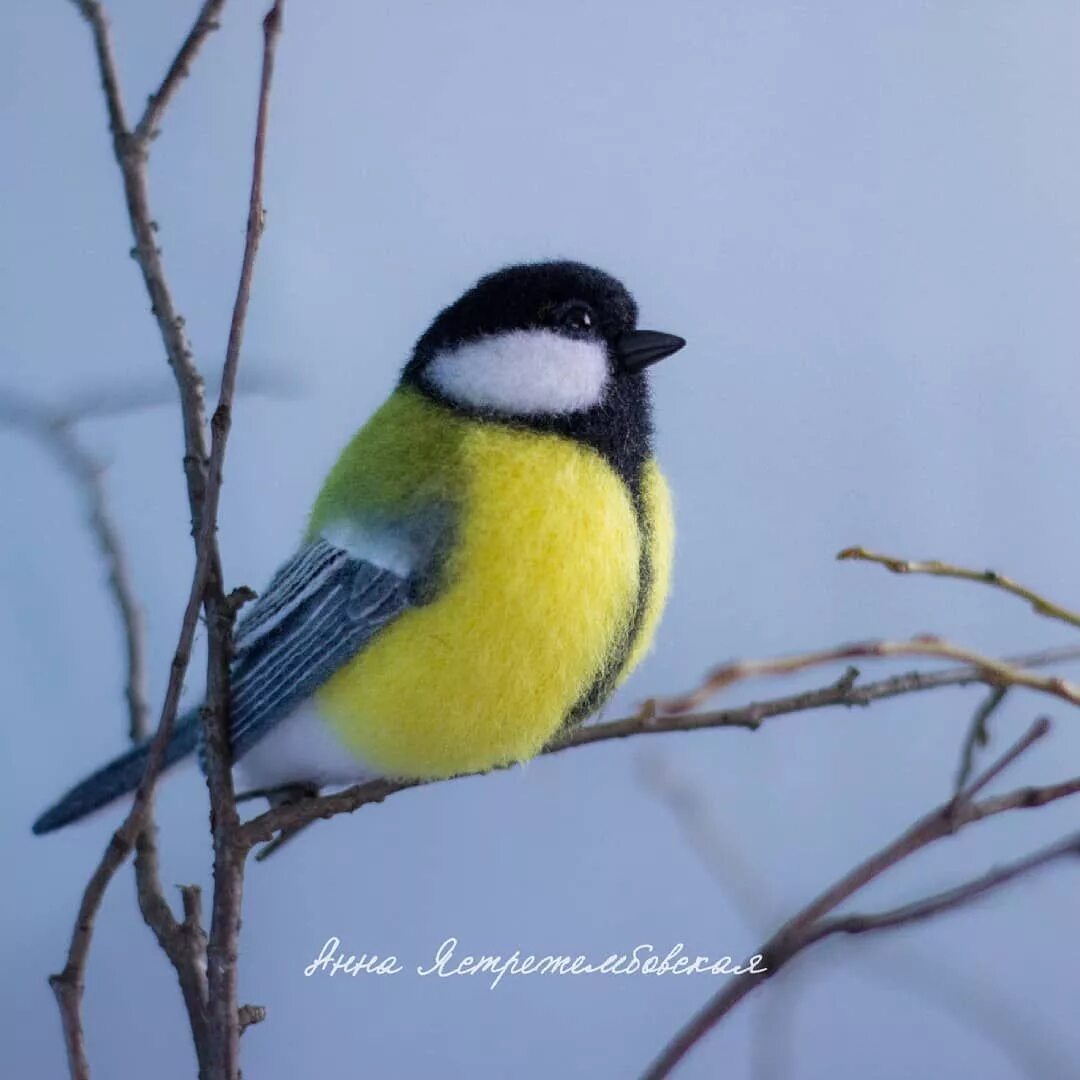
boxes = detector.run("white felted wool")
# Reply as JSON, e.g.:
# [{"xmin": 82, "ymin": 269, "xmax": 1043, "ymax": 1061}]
[{"xmin": 424, "ymin": 329, "xmax": 610, "ymax": 416}]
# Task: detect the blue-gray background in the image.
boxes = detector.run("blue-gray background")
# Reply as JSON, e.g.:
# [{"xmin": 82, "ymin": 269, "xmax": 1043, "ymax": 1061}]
[{"xmin": 4, "ymin": 2, "xmax": 1079, "ymax": 1077}]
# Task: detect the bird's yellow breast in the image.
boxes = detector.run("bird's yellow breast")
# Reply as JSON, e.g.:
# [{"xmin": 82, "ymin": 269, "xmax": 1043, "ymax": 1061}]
[{"xmin": 311, "ymin": 390, "xmax": 671, "ymax": 778}]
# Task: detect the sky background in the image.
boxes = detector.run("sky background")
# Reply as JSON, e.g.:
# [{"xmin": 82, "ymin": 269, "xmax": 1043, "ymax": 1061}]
[{"xmin": 3, "ymin": 1, "xmax": 1080, "ymax": 1077}]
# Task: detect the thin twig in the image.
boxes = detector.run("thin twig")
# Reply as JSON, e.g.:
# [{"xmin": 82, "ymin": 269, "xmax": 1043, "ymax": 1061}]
[
  {"xmin": 641, "ymin": 719, "xmax": 1080, "ymax": 1079},
  {"xmin": 199, "ymin": 5, "xmax": 286, "ymax": 1078},
  {"xmin": 48, "ymin": 520, "xmax": 217, "ymax": 1080},
  {"xmin": 238, "ymin": 644, "xmax": 1080, "ymax": 851},
  {"xmin": 956, "ymin": 715, "xmax": 1050, "ymax": 800},
  {"xmin": 134, "ymin": 0, "xmax": 228, "ymax": 144},
  {"xmin": 71, "ymin": 0, "xmax": 214, "ymax": 533},
  {"xmin": 838, "ymin": 545, "xmax": 1080, "ymax": 631},
  {"xmin": 656, "ymin": 636, "xmax": 1080, "ymax": 715},
  {"xmin": 133, "ymin": 832, "xmax": 211, "ymax": 1067},
  {"xmin": 0, "ymin": 391, "xmax": 150, "ymax": 742},
  {"xmin": 954, "ymin": 687, "xmax": 1008, "ymax": 795},
  {"xmin": 809, "ymin": 831, "xmax": 1080, "ymax": 940}
]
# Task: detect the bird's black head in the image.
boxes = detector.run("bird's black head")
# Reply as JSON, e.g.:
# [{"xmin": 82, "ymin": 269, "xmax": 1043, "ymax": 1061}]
[{"xmin": 402, "ymin": 260, "xmax": 685, "ymax": 490}]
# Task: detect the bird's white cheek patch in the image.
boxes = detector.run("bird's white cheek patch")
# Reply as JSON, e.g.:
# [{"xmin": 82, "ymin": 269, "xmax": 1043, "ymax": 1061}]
[{"xmin": 424, "ymin": 330, "xmax": 610, "ymax": 416}]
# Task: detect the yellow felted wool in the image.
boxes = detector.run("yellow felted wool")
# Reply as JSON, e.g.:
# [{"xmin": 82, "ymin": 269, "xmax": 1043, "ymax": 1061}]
[{"xmin": 311, "ymin": 389, "xmax": 669, "ymax": 778}]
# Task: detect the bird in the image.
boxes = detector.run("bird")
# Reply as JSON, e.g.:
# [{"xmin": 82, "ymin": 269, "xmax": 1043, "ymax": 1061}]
[{"xmin": 33, "ymin": 259, "xmax": 685, "ymax": 839}]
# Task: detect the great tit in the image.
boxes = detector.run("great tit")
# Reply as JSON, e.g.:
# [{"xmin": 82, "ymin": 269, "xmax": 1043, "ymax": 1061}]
[{"xmin": 33, "ymin": 260, "xmax": 684, "ymax": 835}]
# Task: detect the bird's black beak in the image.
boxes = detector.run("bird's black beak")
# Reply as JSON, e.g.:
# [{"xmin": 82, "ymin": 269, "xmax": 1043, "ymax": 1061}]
[{"xmin": 615, "ymin": 330, "xmax": 686, "ymax": 374}]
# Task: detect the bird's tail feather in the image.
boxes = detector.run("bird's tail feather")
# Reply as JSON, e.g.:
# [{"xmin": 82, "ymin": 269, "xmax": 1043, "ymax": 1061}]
[{"xmin": 32, "ymin": 711, "xmax": 200, "ymax": 834}]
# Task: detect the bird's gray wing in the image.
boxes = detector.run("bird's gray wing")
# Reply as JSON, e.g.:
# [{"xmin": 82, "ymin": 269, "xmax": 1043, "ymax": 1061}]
[
  {"xmin": 225, "ymin": 538, "xmax": 411, "ymax": 760},
  {"xmin": 33, "ymin": 533, "xmax": 422, "ymax": 834}
]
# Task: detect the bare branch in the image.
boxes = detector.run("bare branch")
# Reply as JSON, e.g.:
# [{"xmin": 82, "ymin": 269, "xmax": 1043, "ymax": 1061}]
[
  {"xmin": 134, "ymin": 1, "xmax": 228, "ymax": 144},
  {"xmin": 953, "ymin": 686, "xmax": 1008, "ymax": 795},
  {"xmin": 641, "ymin": 719, "xmax": 1080, "ymax": 1079},
  {"xmin": 239, "ymin": 644, "xmax": 1080, "ymax": 852},
  {"xmin": 70, "ymin": 0, "xmax": 213, "ymax": 532},
  {"xmin": 638, "ymin": 749, "xmax": 1068, "ymax": 1080},
  {"xmin": 838, "ymin": 545, "xmax": 1080, "ymax": 631},
  {"xmin": 49, "ymin": 517, "xmax": 217, "ymax": 1080},
  {"xmin": 48, "ymin": 827, "xmax": 120, "ymax": 1080},
  {"xmin": 199, "ymin": 5, "xmax": 286, "ymax": 1077},
  {"xmin": 0, "ymin": 390, "xmax": 150, "ymax": 742},
  {"xmin": 657, "ymin": 635, "xmax": 1080, "ymax": 715},
  {"xmin": 955, "ymin": 715, "xmax": 1050, "ymax": 801},
  {"xmin": 70, "ymin": 1, "xmax": 129, "ymax": 141},
  {"xmin": 53, "ymin": 1, "xmax": 286, "ymax": 1074},
  {"xmin": 47, "ymin": 1, "xmax": 240, "ymax": 1065},
  {"xmin": 808, "ymin": 831, "xmax": 1080, "ymax": 940},
  {"xmin": 133, "ymin": 832, "xmax": 211, "ymax": 1067}
]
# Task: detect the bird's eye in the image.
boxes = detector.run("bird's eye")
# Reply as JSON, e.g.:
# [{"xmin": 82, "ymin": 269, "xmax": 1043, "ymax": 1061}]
[{"xmin": 551, "ymin": 301, "xmax": 595, "ymax": 335}]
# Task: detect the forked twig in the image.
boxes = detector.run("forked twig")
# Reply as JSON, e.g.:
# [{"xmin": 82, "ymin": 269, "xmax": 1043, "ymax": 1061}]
[{"xmin": 642, "ymin": 719, "xmax": 1080, "ymax": 1079}]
